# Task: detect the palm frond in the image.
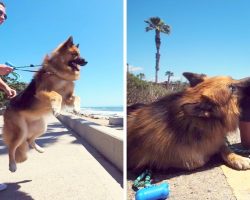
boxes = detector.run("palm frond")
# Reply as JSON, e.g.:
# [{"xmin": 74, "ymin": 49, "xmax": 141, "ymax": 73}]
[
  {"xmin": 149, "ymin": 17, "xmax": 161, "ymax": 25},
  {"xmin": 145, "ymin": 17, "xmax": 171, "ymax": 34},
  {"xmin": 145, "ymin": 26, "xmax": 154, "ymax": 32},
  {"xmin": 161, "ymin": 24, "xmax": 171, "ymax": 34}
]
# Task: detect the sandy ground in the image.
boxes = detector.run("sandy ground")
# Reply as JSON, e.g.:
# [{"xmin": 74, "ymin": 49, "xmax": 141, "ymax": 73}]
[
  {"xmin": 71, "ymin": 112, "xmax": 123, "ymax": 131},
  {"xmin": 127, "ymin": 161, "xmax": 236, "ymax": 200},
  {"xmin": 79, "ymin": 115, "xmax": 109, "ymax": 126}
]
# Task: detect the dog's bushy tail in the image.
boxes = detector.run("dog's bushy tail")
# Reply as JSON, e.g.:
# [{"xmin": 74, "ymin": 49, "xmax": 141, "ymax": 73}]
[{"xmin": 15, "ymin": 141, "xmax": 29, "ymax": 163}]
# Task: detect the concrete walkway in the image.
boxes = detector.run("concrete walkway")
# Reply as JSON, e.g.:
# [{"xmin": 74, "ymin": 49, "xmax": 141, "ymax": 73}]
[{"xmin": 0, "ymin": 115, "xmax": 123, "ymax": 200}]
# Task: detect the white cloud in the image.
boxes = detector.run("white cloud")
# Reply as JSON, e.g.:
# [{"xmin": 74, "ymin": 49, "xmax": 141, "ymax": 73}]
[{"xmin": 128, "ymin": 65, "xmax": 143, "ymax": 72}]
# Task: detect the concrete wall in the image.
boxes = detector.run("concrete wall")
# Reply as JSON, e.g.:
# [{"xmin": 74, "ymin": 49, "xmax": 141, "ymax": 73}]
[{"xmin": 57, "ymin": 113, "xmax": 123, "ymax": 172}]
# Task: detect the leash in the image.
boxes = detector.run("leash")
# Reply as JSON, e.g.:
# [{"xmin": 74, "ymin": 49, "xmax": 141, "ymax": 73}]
[
  {"xmin": 133, "ymin": 169, "xmax": 152, "ymax": 190},
  {"xmin": 5, "ymin": 62, "xmax": 41, "ymax": 73},
  {"xmin": 13, "ymin": 69, "xmax": 39, "ymax": 72},
  {"xmin": 226, "ymin": 138, "xmax": 250, "ymax": 155},
  {"xmin": 133, "ymin": 170, "xmax": 170, "ymax": 200}
]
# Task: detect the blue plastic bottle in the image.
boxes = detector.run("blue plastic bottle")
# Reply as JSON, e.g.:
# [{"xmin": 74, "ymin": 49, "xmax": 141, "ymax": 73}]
[{"xmin": 135, "ymin": 183, "xmax": 169, "ymax": 200}]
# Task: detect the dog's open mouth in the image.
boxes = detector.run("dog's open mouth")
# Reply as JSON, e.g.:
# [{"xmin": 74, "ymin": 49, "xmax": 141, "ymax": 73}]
[{"xmin": 68, "ymin": 57, "xmax": 88, "ymax": 71}]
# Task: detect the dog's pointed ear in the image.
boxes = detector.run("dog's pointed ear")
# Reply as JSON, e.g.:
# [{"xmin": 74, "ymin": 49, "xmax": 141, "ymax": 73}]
[
  {"xmin": 44, "ymin": 54, "xmax": 49, "ymax": 60},
  {"xmin": 65, "ymin": 36, "xmax": 74, "ymax": 46},
  {"xmin": 182, "ymin": 101, "xmax": 215, "ymax": 118},
  {"xmin": 76, "ymin": 43, "xmax": 79, "ymax": 48},
  {"xmin": 43, "ymin": 54, "xmax": 50, "ymax": 64},
  {"xmin": 183, "ymin": 72, "xmax": 207, "ymax": 87},
  {"xmin": 60, "ymin": 36, "xmax": 74, "ymax": 51}
]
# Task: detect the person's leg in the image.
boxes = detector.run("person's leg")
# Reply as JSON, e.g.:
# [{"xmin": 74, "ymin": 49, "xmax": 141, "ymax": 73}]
[
  {"xmin": 239, "ymin": 121, "xmax": 250, "ymax": 148},
  {"xmin": 0, "ymin": 183, "xmax": 7, "ymax": 191},
  {"xmin": 239, "ymin": 97, "xmax": 250, "ymax": 148}
]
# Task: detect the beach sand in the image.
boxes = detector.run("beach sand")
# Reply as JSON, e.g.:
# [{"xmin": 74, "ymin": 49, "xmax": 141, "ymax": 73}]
[
  {"xmin": 71, "ymin": 111, "xmax": 123, "ymax": 130},
  {"xmin": 79, "ymin": 115, "xmax": 109, "ymax": 126}
]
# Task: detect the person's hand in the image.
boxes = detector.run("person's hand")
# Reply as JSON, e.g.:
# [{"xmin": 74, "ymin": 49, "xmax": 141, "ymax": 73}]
[
  {"xmin": 0, "ymin": 64, "xmax": 13, "ymax": 75},
  {"xmin": 4, "ymin": 86, "xmax": 16, "ymax": 99}
]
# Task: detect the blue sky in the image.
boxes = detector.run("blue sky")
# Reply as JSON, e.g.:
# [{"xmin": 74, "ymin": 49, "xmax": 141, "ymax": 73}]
[
  {"xmin": 0, "ymin": 0, "xmax": 123, "ymax": 107},
  {"xmin": 128, "ymin": 0, "xmax": 250, "ymax": 82}
]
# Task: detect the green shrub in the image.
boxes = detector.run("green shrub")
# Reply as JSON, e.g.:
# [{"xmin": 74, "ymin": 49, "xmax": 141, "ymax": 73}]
[
  {"xmin": 127, "ymin": 73, "xmax": 189, "ymax": 105},
  {"xmin": 0, "ymin": 74, "xmax": 27, "ymax": 107},
  {"xmin": 127, "ymin": 73, "xmax": 170, "ymax": 105}
]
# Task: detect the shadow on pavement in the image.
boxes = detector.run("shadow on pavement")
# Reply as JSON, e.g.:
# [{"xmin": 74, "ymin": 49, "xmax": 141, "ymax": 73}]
[
  {"xmin": 68, "ymin": 127, "xmax": 124, "ymax": 188},
  {"xmin": 127, "ymin": 154, "xmax": 222, "ymax": 182},
  {"xmin": 35, "ymin": 130, "xmax": 71, "ymax": 148},
  {"xmin": 0, "ymin": 118, "xmax": 123, "ymax": 188},
  {"xmin": 0, "ymin": 122, "xmax": 73, "ymax": 155},
  {"xmin": 0, "ymin": 180, "xmax": 34, "ymax": 200},
  {"xmin": 107, "ymin": 124, "xmax": 123, "ymax": 130}
]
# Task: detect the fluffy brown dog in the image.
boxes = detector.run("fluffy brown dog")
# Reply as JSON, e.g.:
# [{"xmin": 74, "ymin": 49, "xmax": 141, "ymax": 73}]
[
  {"xmin": 3, "ymin": 36, "xmax": 87, "ymax": 172},
  {"xmin": 128, "ymin": 72, "xmax": 250, "ymax": 171}
]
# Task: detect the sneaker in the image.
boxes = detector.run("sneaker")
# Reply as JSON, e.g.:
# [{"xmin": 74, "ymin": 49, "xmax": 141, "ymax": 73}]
[{"xmin": 0, "ymin": 183, "xmax": 7, "ymax": 191}]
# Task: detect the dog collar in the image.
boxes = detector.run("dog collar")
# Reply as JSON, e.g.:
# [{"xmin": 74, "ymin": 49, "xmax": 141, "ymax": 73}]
[
  {"xmin": 41, "ymin": 69, "xmax": 56, "ymax": 75},
  {"xmin": 44, "ymin": 71, "xmax": 55, "ymax": 75}
]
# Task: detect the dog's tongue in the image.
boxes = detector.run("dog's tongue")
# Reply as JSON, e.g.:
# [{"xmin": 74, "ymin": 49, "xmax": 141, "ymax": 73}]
[
  {"xmin": 68, "ymin": 61, "xmax": 79, "ymax": 71},
  {"xmin": 68, "ymin": 58, "xmax": 88, "ymax": 71}
]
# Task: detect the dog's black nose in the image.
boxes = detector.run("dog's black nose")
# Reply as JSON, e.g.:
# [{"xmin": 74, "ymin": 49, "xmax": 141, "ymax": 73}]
[
  {"xmin": 77, "ymin": 58, "xmax": 88, "ymax": 66},
  {"xmin": 81, "ymin": 60, "xmax": 88, "ymax": 66}
]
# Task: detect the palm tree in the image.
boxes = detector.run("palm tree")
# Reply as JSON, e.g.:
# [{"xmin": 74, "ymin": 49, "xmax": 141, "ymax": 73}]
[
  {"xmin": 145, "ymin": 17, "xmax": 171, "ymax": 83},
  {"xmin": 137, "ymin": 73, "xmax": 145, "ymax": 80},
  {"xmin": 165, "ymin": 71, "xmax": 174, "ymax": 85}
]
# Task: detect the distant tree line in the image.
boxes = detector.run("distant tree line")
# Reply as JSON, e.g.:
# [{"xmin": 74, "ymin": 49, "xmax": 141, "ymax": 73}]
[{"xmin": 127, "ymin": 73, "xmax": 188, "ymax": 105}]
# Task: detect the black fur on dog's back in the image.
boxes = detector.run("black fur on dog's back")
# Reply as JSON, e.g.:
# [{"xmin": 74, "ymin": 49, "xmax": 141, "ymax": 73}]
[
  {"xmin": 127, "ymin": 103, "xmax": 146, "ymax": 115},
  {"xmin": 8, "ymin": 78, "xmax": 37, "ymax": 110}
]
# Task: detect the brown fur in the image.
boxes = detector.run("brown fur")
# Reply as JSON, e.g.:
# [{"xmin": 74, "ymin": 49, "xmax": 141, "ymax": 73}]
[
  {"xmin": 127, "ymin": 72, "xmax": 250, "ymax": 171},
  {"xmin": 3, "ymin": 36, "xmax": 87, "ymax": 172}
]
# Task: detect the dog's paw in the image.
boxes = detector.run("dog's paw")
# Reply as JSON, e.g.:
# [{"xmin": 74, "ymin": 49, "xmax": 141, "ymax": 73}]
[
  {"xmin": 51, "ymin": 101, "xmax": 62, "ymax": 116},
  {"xmin": 9, "ymin": 162, "xmax": 17, "ymax": 173},
  {"xmin": 49, "ymin": 93, "xmax": 62, "ymax": 116},
  {"xmin": 35, "ymin": 145, "xmax": 45, "ymax": 153},
  {"xmin": 30, "ymin": 142, "xmax": 45, "ymax": 153},
  {"xmin": 228, "ymin": 154, "xmax": 250, "ymax": 170}
]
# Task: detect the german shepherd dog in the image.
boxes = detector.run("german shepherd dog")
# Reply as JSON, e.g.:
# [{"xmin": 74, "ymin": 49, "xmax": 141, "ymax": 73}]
[
  {"xmin": 128, "ymin": 72, "xmax": 250, "ymax": 171},
  {"xmin": 3, "ymin": 36, "xmax": 87, "ymax": 172}
]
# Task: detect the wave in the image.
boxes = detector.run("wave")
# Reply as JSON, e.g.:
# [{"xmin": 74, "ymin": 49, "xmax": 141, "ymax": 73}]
[{"xmin": 80, "ymin": 106, "xmax": 123, "ymax": 118}]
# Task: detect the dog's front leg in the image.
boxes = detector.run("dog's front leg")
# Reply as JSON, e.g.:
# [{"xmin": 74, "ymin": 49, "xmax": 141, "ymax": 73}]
[
  {"xmin": 64, "ymin": 95, "xmax": 81, "ymax": 112},
  {"xmin": 220, "ymin": 144, "xmax": 250, "ymax": 170},
  {"xmin": 36, "ymin": 91, "xmax": 62, "ymax": 116},
  {"xmin": 64, "ymin": 95, "xmax": 75, "ymax": 106}
]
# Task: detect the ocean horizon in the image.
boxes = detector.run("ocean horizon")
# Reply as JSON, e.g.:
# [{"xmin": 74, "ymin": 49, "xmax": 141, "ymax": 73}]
[{"xmin": 80, "ymin": 106, "xmax": 123, "ymax": 118}]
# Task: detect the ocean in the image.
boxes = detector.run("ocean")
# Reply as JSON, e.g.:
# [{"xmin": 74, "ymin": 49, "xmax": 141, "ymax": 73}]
[{"xmin": 80, "ymin": 106, "xmax": 124, "ymax": 118}]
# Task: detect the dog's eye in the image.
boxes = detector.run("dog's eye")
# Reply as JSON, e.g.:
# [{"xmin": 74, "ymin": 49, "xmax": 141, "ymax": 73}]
[
  {"xmin": 228, "ymin": 84, "xmax": 237, "ymax": 93},
  {"xmin": 72, "ymin": 52, "xmax": 79, "ymax": 57}
]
